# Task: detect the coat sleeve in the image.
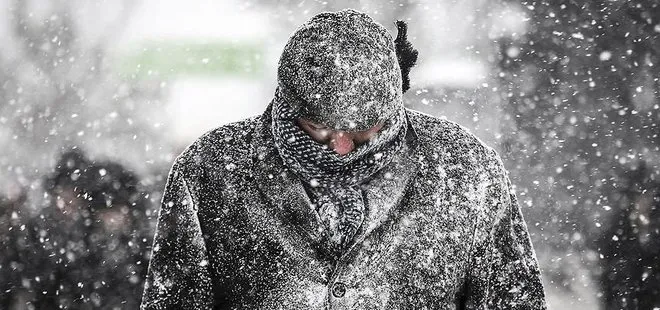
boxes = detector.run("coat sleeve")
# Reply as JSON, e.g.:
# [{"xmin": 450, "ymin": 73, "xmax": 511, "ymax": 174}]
[
  {"xmin": 140, "ymin": 162, "xmax": 213, "ymax": 309},
  {"xmin": 463, "ymin": 157, "xmax": 547, "ymax": 309}
]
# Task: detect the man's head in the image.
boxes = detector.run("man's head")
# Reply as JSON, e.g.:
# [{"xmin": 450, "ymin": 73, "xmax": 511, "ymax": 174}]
[
  {"xmin": 275, "ymin": 9, "xmax": 417, "ymax": 155},
  {"xmin": 278, "ymin": 9, "xmax": 402, "ymax": 131}
]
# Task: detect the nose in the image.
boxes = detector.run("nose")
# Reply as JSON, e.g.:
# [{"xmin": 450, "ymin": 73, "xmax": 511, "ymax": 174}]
[{"xmin": 329, "ymin": 131, "xmax": 355, "ymax": 155}]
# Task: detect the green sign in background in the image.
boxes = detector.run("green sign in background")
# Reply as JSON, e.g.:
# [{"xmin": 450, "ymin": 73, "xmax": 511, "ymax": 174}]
[{"xmin": 118, "ymin": 41, "xmax": 264, "ymax": 79}]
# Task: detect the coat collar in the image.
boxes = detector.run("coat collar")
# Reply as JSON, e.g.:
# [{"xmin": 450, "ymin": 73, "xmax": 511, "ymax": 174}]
[
  {"xmin": 249, "ymin": 103, "xmax": 325, "ymax": 247},
  {"xmin": 249, "ymin": 102, "xmax": 425, "ymax": 259}
]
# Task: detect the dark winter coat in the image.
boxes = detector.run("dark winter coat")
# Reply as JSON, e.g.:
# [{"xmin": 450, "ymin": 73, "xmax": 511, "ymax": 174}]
[{"xmin": 140, "ymin": 105, "xmax": 547, "ymax": 309}]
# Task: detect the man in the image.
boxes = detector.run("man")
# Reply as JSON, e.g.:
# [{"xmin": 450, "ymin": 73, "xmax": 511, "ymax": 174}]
[{"xmin": 141, "ymin": 9, "xmax": 547, "ymax": 309}]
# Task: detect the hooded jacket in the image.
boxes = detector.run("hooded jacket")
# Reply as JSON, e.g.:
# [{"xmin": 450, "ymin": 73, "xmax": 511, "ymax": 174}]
[{"xmin": 141, "ymin": 9, "xmax": 547, "ymax": 310}]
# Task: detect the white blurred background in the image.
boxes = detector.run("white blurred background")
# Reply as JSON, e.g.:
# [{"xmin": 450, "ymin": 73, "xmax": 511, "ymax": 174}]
[{"xmin": 2, "ymin": 0, "xmax": 659, "ymax": 309}]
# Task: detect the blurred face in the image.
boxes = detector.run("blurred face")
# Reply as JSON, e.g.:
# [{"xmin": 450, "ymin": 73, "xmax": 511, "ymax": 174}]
[
  {"xmin": 97, "ymin": 206, "xmax": 129, "ymax": 233},
  {"xmin": 55, "ymin": 187, "xmax": 84, "ymax": 221},
  {"xmin": 297, "ymin": 118, "xmax": 384, "ymax": 155}
]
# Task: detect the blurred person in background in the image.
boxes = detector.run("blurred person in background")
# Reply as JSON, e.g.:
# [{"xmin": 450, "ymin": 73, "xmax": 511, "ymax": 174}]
[
  {"xmin": 81, "ymin": 155, "xmax": 152, "ymax": 309},
  {"xmin": 141, "ymin": 9, "xmax": 547, "ymax": 309},
  {"xmin": 0, "ymin": 190, "xmax": 30, "ymax": 310},
  {"xmin": 0, "ymin": 148, "xmax": 151, "ymax": 309}
]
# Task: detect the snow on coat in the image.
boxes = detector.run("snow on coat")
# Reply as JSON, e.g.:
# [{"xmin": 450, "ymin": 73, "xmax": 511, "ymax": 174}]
[
  {"xmin": 140, "ymin": 107, "xmax": 548, "ymax": 309},
  {"xmin": 142, "ymin": 8, "xmax": 546, "ymax": 310}
]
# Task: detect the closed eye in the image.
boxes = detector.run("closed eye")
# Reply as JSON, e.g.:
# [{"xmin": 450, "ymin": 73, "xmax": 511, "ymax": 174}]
[{"xmin": 310, "ymin": 124, "xmax": 327, "ymax": 130}]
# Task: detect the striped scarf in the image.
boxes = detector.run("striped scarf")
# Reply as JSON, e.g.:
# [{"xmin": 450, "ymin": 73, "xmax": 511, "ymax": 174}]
[{"xmin": 271, "ymin": 87, "xmax": 407, "ymax": 254}]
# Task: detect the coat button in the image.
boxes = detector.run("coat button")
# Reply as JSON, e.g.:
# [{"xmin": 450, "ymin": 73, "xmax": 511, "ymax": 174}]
[{"xmin": 331, "ymin": 282, "xmax": 346, "ymax": 298}]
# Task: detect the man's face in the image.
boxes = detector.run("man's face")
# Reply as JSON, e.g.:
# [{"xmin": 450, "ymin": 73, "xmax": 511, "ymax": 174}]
[{"xmin": 297, "ymin": 118, "xmax": 384, "ymax": 155}]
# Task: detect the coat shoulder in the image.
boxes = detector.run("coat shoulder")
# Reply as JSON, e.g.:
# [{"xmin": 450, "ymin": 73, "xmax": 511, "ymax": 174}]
[
  {"xmin": 172, "ymin": 116, "xmax": 261, "ymax": 178},
  {"xmin": 406, "ymin": 109, "xmax": 503, "ymax": 172},
  {"xmin": 405, "ymin": 110, "xmax": 511, "ymax": 231}
]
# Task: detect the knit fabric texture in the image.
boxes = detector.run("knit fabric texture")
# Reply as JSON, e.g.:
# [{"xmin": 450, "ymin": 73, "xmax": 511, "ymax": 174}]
[
  {"xmin": 271, "ymin": 87, "xmax": 407, "ymax": 254},
  {"xmin": 276, "ymin": 9, "xmax": 403, "ymax": 132}
]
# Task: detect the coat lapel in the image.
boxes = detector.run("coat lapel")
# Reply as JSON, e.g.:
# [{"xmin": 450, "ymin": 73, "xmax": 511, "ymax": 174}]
[{"xmin": 249, "ymin": 105, "xmax": 326, "ymax": 248}]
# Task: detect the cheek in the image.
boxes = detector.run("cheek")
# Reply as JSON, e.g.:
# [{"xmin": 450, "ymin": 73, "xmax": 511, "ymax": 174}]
[
  {"xmin": 306, "ymin": 128, "xmax": 331, "ymax": 142},
  {"xmin": 352, "ymin": 128, "xmax": 380, "ymax": 143},
  {"xmin": 350, "ymin": 132, "xmax": 370, "ymax": 144}
]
